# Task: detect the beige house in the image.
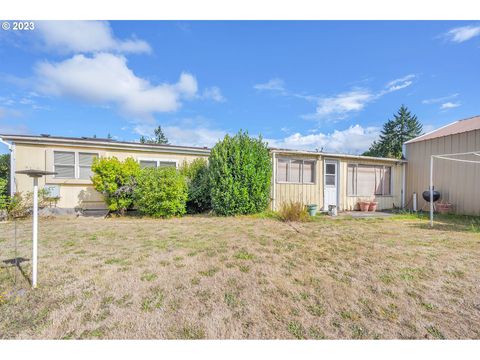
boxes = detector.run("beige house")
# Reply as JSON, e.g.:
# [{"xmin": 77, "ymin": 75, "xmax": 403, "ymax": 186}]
[
  {"xmin": 1, "ymin": 134, "xmax": 209, "ymax": 210},
  {"xmin": 1, "ymin": 134, "xmax": 405, "ymax": 212},
  {"xmin": 404, "ymin": 115, "xmax": 480, "ymax": 215}
]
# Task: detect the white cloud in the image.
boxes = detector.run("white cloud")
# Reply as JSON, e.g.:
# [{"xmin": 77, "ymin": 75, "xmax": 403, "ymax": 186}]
[
  {"xmin": 422, "ymin": 93, "xmax": 459, "ymax": 104},
  {"xmin": 202, "ymin": 86, "xmax": 226, "ymax": 102},
  {"xmin": 440, "ymin": 102, "xmax": 461, "ymax": 110},
  {"xmin": 34, "ymin": 53, "xmax": 198, "ymax": 119},
  {"xmin": 445, "ymin": 25, "xmax": 480, "ymax": 43},
  {"xmin": 313, "ymin": 89, "xmax": 375, "ymax": 120},
  {"xmin": 163, "ymin": 125, "xmax": 227, "ymax": 148},
  {"xmin": 267, "ymin": 124, "xmax": 380, "ymax": 154},
  {"xmin": 253, "ymin": 78, "xmax": 286, "ymax": 93},
  {"xmin": 255, "ymin": 75, "xmax": 416, "ymax": 120},
  {"xmin": 383, "ymin": 74, "xmax": 416, "ymax": 93},
  {"xmin": 36, "ymin": 21, "xmax": 151, "ymax": 54}
]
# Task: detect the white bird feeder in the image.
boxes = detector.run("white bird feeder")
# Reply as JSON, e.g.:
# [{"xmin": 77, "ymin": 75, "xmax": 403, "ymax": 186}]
[{"xmin": 15, "ymin": 169, "xmax": 56, "ymax": 288}]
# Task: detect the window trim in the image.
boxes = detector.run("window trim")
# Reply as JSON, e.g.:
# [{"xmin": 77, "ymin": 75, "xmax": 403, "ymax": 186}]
[
  {"xmin": 276, "ymin": 157, "xmax": 316, "ymax": 184},
  {"xmin": 53, "ymin": 150, "xmax": 98, "ymax": 180},
  {"xmin": 346, "ymin": 163, "xmax": 393, "ymax": 197},
  {"xmin": 137, "ymin": 157, "xmax": 179, "ymax": 169}
]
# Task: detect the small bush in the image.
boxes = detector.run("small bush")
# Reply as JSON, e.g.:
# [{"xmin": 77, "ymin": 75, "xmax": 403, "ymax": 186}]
[
  {"xmin": 91, "ymin": 157, "xmax": 140, "ymax": 214},
  {"xmin": 0, "ymin": 178, "xmax": 8, "ymax": 210},
  {"xmin": 209, "ymin": 130, "xmax": 272, "ymax": 216},
  {"xmin": 179, "ymin": 158, "xmax": 211, "ymax": 213},
  {"xmin": 134, "ymin": 167, "xmax": 187, "ymax": 218},
  {"xmin": 5, "ymin": 189, "xmax": 51, "ymax": 219},
  {"xmin": 278, "ymin": 201, "xmax": 309, "ymax": 222}
]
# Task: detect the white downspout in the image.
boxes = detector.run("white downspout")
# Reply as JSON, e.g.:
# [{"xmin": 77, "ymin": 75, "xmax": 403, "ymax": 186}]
[
  {"xmin": 401, "ymin": 143, "xmax": 406, "ymax": 209},
  {"xmin": 0, "ymin": 138, "xmax": 15, "ymax": 195},
  {"xmin": 401, "ymin": 162, "xmax": 406, "ymax": 209},
  {"xmin": 272, "ymin": 152, "xmax": 276, "ymax": 211}
]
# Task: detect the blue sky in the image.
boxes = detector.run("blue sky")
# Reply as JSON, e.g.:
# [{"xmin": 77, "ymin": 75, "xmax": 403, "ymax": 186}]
[{"xmin": 1, "ymin": 21, "xmax": 479, "ymax": 154}]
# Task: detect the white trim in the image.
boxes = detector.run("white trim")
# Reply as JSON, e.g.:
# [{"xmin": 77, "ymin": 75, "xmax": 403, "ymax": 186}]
[
  {"xmin": 323, "ymin": 159, "xmax": 339, "ymax": 210},
  {"xmin": 271, "ymin": 149, "xmax": 403, "ymax": 163},
  {"xmin": 345, "ymin": 162, "xmax": 393, "ymax": 197},
  {"xmin": 272, "ymin": 152, "xmax": 276, "ymax": 211},
  {"xmin": 275, "ymin": 156, "xmax": 317, "ymax": 184},
  {"xmin": 137, "ymin": 157, "xmax": 179, "ymax": 169},
  {"xmin": 10, "ymin": 143, "xmax": 16, "ymax": 195},
  {"xmin": 53, "ymin": 149, "xmax": 99, "ymax": 179},
  {"xmin": 0, "ymin": 135, "xmax": 210, "ymax": 156}
]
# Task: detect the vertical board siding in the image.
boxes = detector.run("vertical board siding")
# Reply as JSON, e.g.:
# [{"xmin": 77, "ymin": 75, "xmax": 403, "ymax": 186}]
[
  {"xmin": 405, "ymin": 129, "xmax": 480, "ymax": 215},
  {"xmin": 275, "ymin": 155, "xmax": 403, "ymax": 212}
]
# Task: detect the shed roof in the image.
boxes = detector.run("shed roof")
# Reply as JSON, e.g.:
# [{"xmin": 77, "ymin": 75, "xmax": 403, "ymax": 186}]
[{"xmin": 404, "ymin": 115, "xmax": 480, "ymax": 144}]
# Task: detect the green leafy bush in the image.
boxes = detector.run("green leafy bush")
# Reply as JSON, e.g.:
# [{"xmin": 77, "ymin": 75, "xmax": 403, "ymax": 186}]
[
  {"xmin": 0, "ymin": 178, "xmax": 8, "ymax": 210},
  {"xmin": 278, "ymin": 201, "xmax": 309, "ymax": 222},
  {"xmin": 208, "ymin": 130, "xmax": 272, "ymax": 216},
  {"xmin": 134, "ymin": 167, "xmax": 188, "ymax": 218},
  {"xmin": 179, "ymin": 158, "xmax": 211, "ymax": 213},
  {"xmin": 4, "ymin": 189, "xmax": 51, "ymax": 219},
  {"xmin": 91, "ymin": 157, "xmax": 140, "ymax": 214}
]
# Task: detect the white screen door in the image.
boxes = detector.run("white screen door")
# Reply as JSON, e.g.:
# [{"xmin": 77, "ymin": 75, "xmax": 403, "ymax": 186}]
[{"xmin": 324, "ymin": 160, "xmax": 338, "ymax": 210}]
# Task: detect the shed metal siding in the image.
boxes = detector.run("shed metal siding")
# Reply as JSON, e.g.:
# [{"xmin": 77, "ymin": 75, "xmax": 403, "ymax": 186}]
[{"xmin": 405, "ymin": 129, "xmax": 480, "ymax": 215}]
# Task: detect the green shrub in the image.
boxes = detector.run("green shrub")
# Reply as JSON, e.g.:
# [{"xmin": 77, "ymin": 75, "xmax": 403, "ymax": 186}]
[
  {"xmin": 208, "ymin": 130, "xmax": 272, "ymax": 216},
  {"xmin": 179, "ymin": 158, "xmax": 211, "ymax": 213},
  {"xmin": 0, "ymin": 178, "xmax": 8, "ymax": 210},
  {"xmin": 5, "ymin": 189, "xmax": 51, "ymax": 219},
  {"xmin": 134, "ymin": 167, "xmax": 187, "ymax": 218},
  {"xmin": 278, "ymin": 201, "xmax": 309, "ymax": 222},
  {"xmin": 91, "ymin": 157, "xmax": 140, "ymax": 214}
]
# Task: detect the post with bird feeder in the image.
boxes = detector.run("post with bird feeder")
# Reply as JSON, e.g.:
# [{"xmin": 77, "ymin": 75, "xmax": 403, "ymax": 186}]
[{"xmin": 15, "ymin": 169, "xmax": 56, "ymax": 289}]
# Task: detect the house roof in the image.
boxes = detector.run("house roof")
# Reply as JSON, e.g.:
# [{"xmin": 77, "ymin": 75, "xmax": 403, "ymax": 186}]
[
  {"xmin": 404, "ymin": 115, "xmax": 480, "ymax": 145},
  {"xmin": 270, "ymin": 147, "xmax": 405, "ymax": 163},
  {"xmin": 1, "ymin": 133, "xmax": 405, "ymax": 163},
  {"xmin": 0, "ymin": 133, "xmax": 211, "ymax": 156}
]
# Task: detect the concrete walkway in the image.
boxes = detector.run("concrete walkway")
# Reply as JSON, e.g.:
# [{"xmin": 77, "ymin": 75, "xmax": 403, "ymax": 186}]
[{"xmin": 337, "ymin": 211, "xmax": 394, "ymax": 218}]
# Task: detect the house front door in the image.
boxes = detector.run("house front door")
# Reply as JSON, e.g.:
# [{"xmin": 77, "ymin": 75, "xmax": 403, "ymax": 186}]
[{"xmin": 323, "ymin": 160, "xmax": 338, "ymax": 210}]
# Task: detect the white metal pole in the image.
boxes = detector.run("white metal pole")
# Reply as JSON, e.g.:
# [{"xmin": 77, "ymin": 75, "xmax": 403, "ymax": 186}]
[
  {"xmin": 272, "ymin": 152, "xmax": 276, "ymax": 211},
  {"xmin": 32, "ymin": 177, "xmax": 38, "ymax": 288},
  {"xmin": 429, "ymin": 156, "xmax": 434, "ymax": 228}
]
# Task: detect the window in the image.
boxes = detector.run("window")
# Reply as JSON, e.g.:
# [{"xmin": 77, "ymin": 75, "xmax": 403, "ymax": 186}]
[
  {"xmin": 325, "ymin": 163, "xmax": 336, "ymax": 186},
  {"xmin": 303, "ymin": 161, "xmax": 315, "ymax": 183},
  {"xmin": 276, "ymin": 158, "xmax": 316, "ymax": 184},
  {"xmin": 79, "ymin": 153, "xmax": 97, "ymax": 179},
  {"xmin": 54, "ymin": 151, "xmax": 98, "ymax": 179},
  {"xmin": 347, "ymin": 164, "xmax": 392, "ymax": 196},
  {"xmin": 138, "ymin": 159, "xmax": 178, "ymax": 169},
  {"xmin": 139, "ymin": 160, "xmax": 157, "ymax": 169},
  {"xmin": 54, "ymin": 151, "xmax": 75, "ymax": 178}
]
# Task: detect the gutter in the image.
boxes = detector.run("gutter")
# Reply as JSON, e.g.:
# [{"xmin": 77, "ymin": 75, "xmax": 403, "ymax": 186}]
[
  {"xmin": 0, "ymin": 135, "xmax": 211, "ymax": 156},
  {"xmin": 270, "ymin": 148, "xmax": 405, "ymax": 164}
]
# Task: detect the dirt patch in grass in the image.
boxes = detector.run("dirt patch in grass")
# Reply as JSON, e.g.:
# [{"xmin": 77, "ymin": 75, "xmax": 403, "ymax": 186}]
[{"xmin": 1, "ymin": 214, "xmax": 479, "ymax": 339}]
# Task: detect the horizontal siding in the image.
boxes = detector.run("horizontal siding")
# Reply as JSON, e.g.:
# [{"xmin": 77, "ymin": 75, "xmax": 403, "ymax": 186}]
[{"xmin": 405, "ymin": 129, "xmax": 480, "ymax": 215}]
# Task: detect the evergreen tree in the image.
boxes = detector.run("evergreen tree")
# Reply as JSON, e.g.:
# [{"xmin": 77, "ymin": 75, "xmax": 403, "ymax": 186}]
[
  {"xmin": 363, "ymin": 105, "xmax": 423, "ymax": 158},
  {"xmin": 139, "ymin": 126, "xmax": 169, "ymax": 144}
]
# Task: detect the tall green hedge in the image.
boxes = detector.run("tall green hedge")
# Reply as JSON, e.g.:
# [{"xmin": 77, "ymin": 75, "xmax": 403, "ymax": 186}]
[
  {"xmin": 134, "ymin": 167, "xmax": 188, "ymax": 218},
  {"xmin": 209, "ymin": 131, "xmax": 272, "ymax": 215},
  {"xmin": 179, "ymin": 158, "xmax": 211, "ymax": 213}
]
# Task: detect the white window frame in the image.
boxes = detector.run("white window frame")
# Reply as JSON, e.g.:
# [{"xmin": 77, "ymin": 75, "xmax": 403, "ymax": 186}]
[
  {"xmin": 346, "ymin": 163, "xmax": 393, "ymax": 197},
  {"xmin": 137, "ymin": 157, "xmax": 179, "ymax": 169},
  {"xmin": 276, "ymin": 158, "xmax": 316, "ymax": 184},
  {"xmin": 53, "ymin": 150, "xmax": 98, "ymax": 179}
]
